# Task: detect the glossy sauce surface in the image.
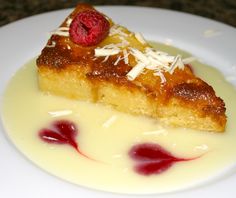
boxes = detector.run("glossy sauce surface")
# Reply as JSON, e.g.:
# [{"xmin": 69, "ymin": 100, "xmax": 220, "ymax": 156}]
[{"xmin": 2, "ymin": 43, "xmax": 236, "ymax": 194}]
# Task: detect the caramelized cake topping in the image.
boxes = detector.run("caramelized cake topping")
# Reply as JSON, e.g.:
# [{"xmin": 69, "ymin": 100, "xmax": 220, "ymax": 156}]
[{"xmin": 47, "ymin": 4, "xmax": 191, "ymax": 83}]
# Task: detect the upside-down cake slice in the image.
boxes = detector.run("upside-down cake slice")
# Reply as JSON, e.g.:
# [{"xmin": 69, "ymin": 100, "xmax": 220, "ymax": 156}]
[{"xmin": 37, "ymin": 4, "xmax": 226, "ymax": 132}]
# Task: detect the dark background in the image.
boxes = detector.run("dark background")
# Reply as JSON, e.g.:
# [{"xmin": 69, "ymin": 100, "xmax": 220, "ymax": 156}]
[{"xmin": 0, "ymin": 0, "xmax": 236, "ymax": 27}]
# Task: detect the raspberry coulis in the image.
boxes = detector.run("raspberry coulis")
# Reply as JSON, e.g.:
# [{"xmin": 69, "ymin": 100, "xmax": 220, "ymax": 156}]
[
  {"xmin": 39, "ymin": 120, "xmax": 91, "ymax": 159},
  {"xmin": 129, "ymin": 143, "xmax": 198, "ymax": 176},
  {"xmin": 38, "ymin": 120, "xmax": 199, "ymax": 175}
]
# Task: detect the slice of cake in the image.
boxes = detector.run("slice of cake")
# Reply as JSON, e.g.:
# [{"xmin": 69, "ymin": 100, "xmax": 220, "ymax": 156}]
[{"xmin": 37, "ymin": 4, "xmax": 226, "ymax": 132}]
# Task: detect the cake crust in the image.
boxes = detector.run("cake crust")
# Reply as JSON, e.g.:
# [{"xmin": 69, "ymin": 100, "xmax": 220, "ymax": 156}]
[{"xmin": 37, "ymin": 4, "xmax": 226, "ymax": 132}]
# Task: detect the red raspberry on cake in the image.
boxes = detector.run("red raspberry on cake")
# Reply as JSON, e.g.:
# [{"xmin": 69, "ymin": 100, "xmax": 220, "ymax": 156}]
[{"xmin": 69, "ymin": 10, "xmax": 110, "ymax": 46}]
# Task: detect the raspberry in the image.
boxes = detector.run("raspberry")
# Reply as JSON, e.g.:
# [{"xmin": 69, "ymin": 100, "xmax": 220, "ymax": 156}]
[{"xmin": 69, "ymin": 10, "xmax": 110, "ymax": 46}]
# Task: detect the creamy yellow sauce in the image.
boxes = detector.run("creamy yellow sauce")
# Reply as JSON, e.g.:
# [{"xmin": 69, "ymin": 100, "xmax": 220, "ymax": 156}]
[{"xmin": 2, "ymin": 43, "xmax": 236, "ymax": 194}]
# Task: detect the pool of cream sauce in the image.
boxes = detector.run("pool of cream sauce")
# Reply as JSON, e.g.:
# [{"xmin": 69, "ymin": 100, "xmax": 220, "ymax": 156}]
[{"xmin": 2, "ymin": 43, "xmax": 236, "ymax": 194}]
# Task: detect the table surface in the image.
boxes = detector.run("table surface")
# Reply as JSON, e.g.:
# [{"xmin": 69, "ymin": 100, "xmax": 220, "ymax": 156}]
[{"xmin": 0, "ymin": 0, "xmax": 236, "ymax": 27}]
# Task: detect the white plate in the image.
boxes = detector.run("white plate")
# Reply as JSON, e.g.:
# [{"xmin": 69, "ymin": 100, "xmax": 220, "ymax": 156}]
[{"xmin": 0, "ymin": 6, "xmax": 236, "ymax": 198}]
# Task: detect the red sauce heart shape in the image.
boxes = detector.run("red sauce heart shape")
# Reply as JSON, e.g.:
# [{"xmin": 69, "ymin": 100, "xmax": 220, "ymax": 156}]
[
  {"xmin": 129, "ymin": 143, "xmax": 199, "ymax": 176},
  {"xmin": 39, "ymin": 120, "xmax": 91, "ymax": 159}
]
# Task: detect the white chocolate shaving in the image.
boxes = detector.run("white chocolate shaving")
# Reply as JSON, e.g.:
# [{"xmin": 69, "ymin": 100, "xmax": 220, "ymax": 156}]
[
  {"xmin": 127, "ymin": 62, "xmax": 146, "ymax": 81},
  {"xmin": 129, "ymin": 48, "xmax": 150, "ymax": 64},
  {"xmin": 95, "ymin": 48, "xmax": 120, "ymax": 56},
  {"xmin": 50, "ymin": 27, "xmax": 69, "ymax": 37},
  {"xmin": 48, "ymin": 110, "xmax": 72, "ymax": 117},
  {"xmin": 176, "ymin": 56, "xmax": 185, "ymax": 69},
  {"xmin": 57, "ymin": 27, "xmax": 69, "ymax": 31},
  {"xmin": 109, "ymin": 25, "xmax": 128, "ymax": 37},
  {"xmin": 114, "ymin": 56, "xmax": 122, "ymax": 65},
  {"xmin": 135, "ymin": 32, "xmax": 147, "ymax": 44},
  {"xmin": 123, "ymin": 49, "xmax": 129, "ymax": 64},
  {"xmin": 182, "ymin": 56, "xmax": 197, "ymax": 64},
  {"xmin": 102, "ymin": 115, "xmax": 117, "ymax": 128},
  {"xmin": 50, "ymin": 31, "xmax": 69, "ymax": 37},
  {"xmin": 194, "ymin": 144, "xmax": 209, "ymax": 151},
  {"xmin": 66, "ymin": 17, "xmax": 72, "ymax": 27},
  {"xmin": 102, "ymin": 55, "xmax": 110, "ymax": 62},
  {"xmin": 153, "ymin": 71, "xmax": 166, "ymax": 83},
  {"xmin": 168, "ymin": 55, "xmax": 181, "ymax": 74}
]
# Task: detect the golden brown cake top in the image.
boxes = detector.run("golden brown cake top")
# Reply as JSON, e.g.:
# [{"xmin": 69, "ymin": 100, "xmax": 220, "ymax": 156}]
[{"xmin": 37, "ymin": 4, "xmax": 226, "ymax": 128}]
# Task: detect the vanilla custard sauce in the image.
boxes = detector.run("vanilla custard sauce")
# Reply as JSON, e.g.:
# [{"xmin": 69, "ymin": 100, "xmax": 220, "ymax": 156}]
[{"xmin": 2, "ymin": 43, "xmax": 236, "ymax": 194}]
